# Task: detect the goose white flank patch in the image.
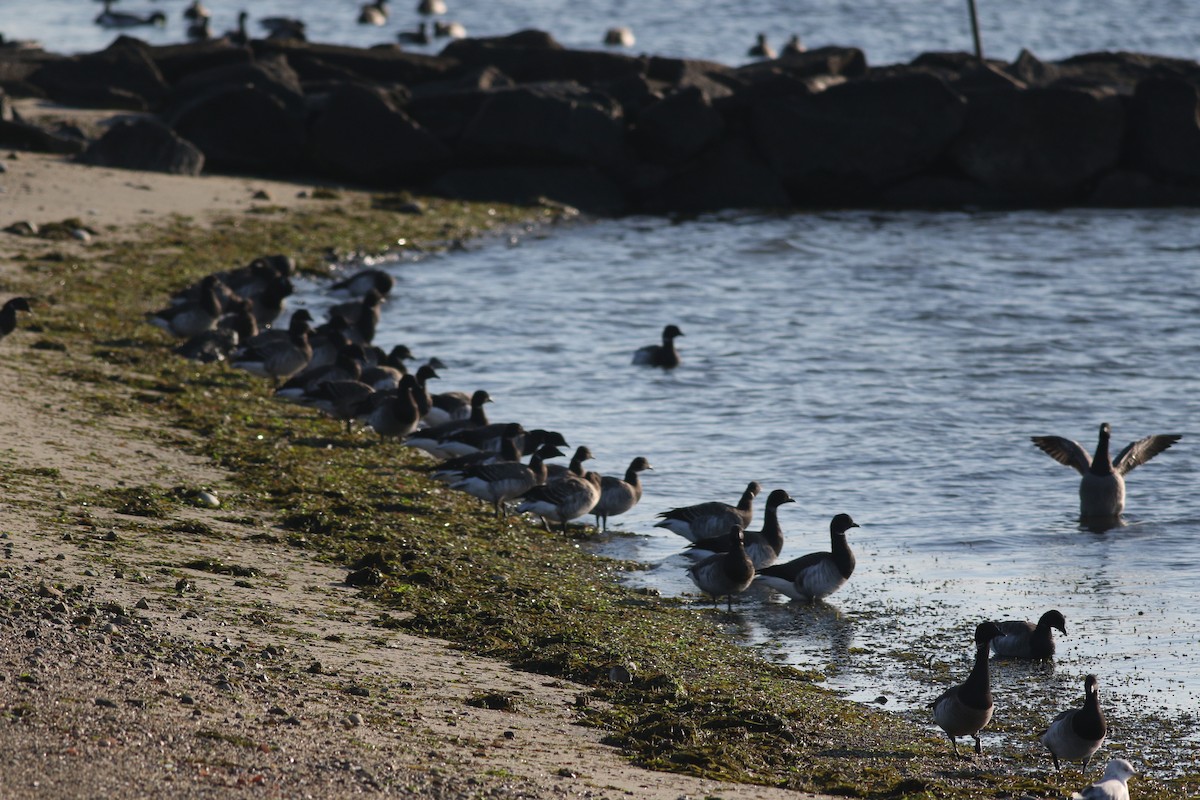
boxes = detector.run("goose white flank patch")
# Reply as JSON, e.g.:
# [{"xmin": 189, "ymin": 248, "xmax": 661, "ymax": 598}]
[
  {"xmin": 991, "ymin": 609, "xmax": 1066, "ymax": 659},
  {"xmin": 1042, "ymin": 674, "xmax": 1107, "ymax": 772},
  {"xmin": 685, "ymin": 525, "xmax": 754, "ymax": 611},
  {"xmin": 1071, "ymin": 759, "xmax": 1135, "ymax": 800},
  {"xmin": 755, "ymin": 513, "xmax": 858, "ymax": 600},
  {"xmin": 1031, "ymin": 422, "xmax": 1181, "ymax": 521},
  {"xmin": 632, "ymin": 324, "xmax": 684, "ymax": 368},
  {"xmin": 655, "ymin": 480, "xmax": 761, "ymax": 542},
  {"xmin": 930, "ymin": 621, "xmax": 1003, "ymax": 757},
  {"xmin": 688, "ymin": 488, "xmax": 795, "ymax": 569},
  {"xmin": 515, "ymin": 471, "xmax": 602, "ymax": 533},
  {"xmin": 592, "ymin": 457, "xmax": 653, "ymax": 531},
  {"xmin": 452, "ymin": 444, "xmax": 563, "ymax": 518}
]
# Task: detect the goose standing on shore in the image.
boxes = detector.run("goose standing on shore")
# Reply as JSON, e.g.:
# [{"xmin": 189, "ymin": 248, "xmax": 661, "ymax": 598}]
[
  {"xmin": 1071, "ymin": 759, "xmax": 1134, "ymax": 800},
  {"xmin": 1042, "ymin": 674, "xmax": 1107, "ymax": 772},
  {"xmin": 632, "ymin": 324, "xmax": 684, "ymax": 368},
  {"xmin": 685, "ymin": 525, "xmax": 754, "ymax": 611},
  {"xmin": 688, "ymin": 488, "xmax": 795, "ymax": 569},
  {"xmin": 147, "ymin": 276, "xmax": 223, "ymax": 338},
  {"xmin": 990, "ymin": 609, "xmax": 1066, "ymax": 659},
  {"xmin": 0, "ymin": 297, "xmax": 32, "ymax": 342},
  {"xmin": 515, "ymin": 470, "xmax": 602, "ymax": 533},
  {"xmin": 655, "ymin": 481, "xmax": 761, "ymax": 542},
  {"xmin": 453, "ymin": 444, "xmax": 564, "ymax": 518},
  {"xmin": 1031, "ymin": 422, "xmax": 1181, "ymax": 525},
  {"xmin": 592, "ymin": 457, "xmax": 652, "ymax": 531},
  {"xmin": 755, "ymin": 513, "xmax": 858, "ymax": 601},
  {"xmin": 930, "ymin": 621, "xmax": 1004, "ymax": 757}
]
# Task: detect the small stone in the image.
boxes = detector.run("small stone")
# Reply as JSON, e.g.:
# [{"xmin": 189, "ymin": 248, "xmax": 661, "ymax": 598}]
[
  {"xmin": 268, "ymin": 706, "xmax": 287, "ymax": 716},
  {"xmin": 556, "ymin": 768, "xmax": 577, "ymax": 778},
  {"xmin": 37, "ymin": 583, "xmax": 63, "ymax": 600},
  {"xmin": 135, "ymin": 599, "xmax": 149, "ymax": 610},
  {"xmin": 179, "ymin": 694, "xmax": 195, "ymax": 705},
  {"xmin": 874, "ymin": 695, "xmax": 889, "ymax": 705},
  {"xmin": 95, "ymin": 697, "xmax": 117, "ymax": 708},
  {"xmin": 608, "ymin": 663, "xmax": 635, "ymax": 683},
  {"xmin": 71, "ymin": 229, "xmax": 91, "ymax": 242},
  {"xmin": 502, "ymin": 730, "xmax": 515, "ymax": 740},
  {"xmin": 103, "ymin": 530, "xmax": 118, "ymax": 542},
  {"xmin": 102, "ymin": 623, "xmax": 119, "ymax": 634},
  {"xmin": 252, "ymin": 189, "xmax": 272, "ymax": 201},
  {"xmin": 346, "ymin": 713, "xmax": 363, "ymax": 727},
  {"xmin": 196, "ymin": 490, "xmax": 220, "ymax": 509},
  {"xmin": 306, "ymin": 661, "xmax": 323, "ymax": 675}
]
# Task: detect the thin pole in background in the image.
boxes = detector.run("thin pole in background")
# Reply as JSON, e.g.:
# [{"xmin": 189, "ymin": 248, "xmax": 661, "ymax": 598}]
[{"xmin": 967, "ymin": 0, "xmax": 983, "ymax": 60}]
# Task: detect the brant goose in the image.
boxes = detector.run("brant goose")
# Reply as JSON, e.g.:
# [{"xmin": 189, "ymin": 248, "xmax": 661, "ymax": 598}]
[
  {"xmin": 298, "ymin": 379, "xmax": 375, "ymax": 433},
  {"xmin": 224, "ymin": 11, "xmax": 249, "ymax": 44},
  {"xmin": 1042, "ymin": 674, "xmax": 1107, "ymax": 772},
  {"xmin": 148, "ymin": 276, "xmax": 223, "ymax": 338},
  {"xmin": 545, "ymin": 445, "xmax": 595, "ymax": 482},
  {"xmin": 1031, "ymin": 422, "xmax": 1181, "ymax": 522},
  {"xmin": 689, "ymin": 489, "xmax": 795, "ymax": 569},
  {"xmin": 404, "ymin": 390, "xmax": 492, "ymax": 456},
  {"xmin": 183, "ymin": 1, "xmax": 210, "ymax": 21},
  {"xmin": 417, "ymin": 0, "xmax": 447, "ymax": 15},
  {"xmin": 930, "ymin": 621, "xmax": 1004, "ymax": 756},
  {"xmin": 329, "ymin": 268, "xmax": 394, "ymax": 297},
  {"xmin": 748, "ymin": 33, "xmax": 776, "ymax": 59},
  {"xmin": 398, "ymin": 22, "xmax": 431, "ymax": 45},
  {"xmin": 424, "ymin": 387, "xmax": 476, "ymax": 427},
  {"xmin": 95, "ymin": 2, "xmax": 166, "ymax": 28},
  {"xmin": 434, "ymin": 20, "xmax": 466, "ymax": 38},
  {"xmin": 515, "ymin": 470, "xmax": 602, "ymax": 533},
  {"xmin": 260, "ymin": 16, "xmax": 307, "ymax": 40},
  {"xmin": 685, "ymin": 525, "xmax": 755, "ymax": 611},
  {"xmin": 358, "ymin": 0, "xmax": 388, "ymax": 25},
  {"xmin": 275, "ymin": 344, "xmax": 364, "ymax": 401},
  {"xmin": 632, "ymin": 324, "xmax": 684, "ymax": 368},
  {"xmin": 360, "ymin": 345, "xmax": 414, "ymax": 390},
  {"xmin": 604, "ymin": 27, "xmax": 635, "ymax": 47},
  {"xmin": 452, "ymin": 444, "xmax": 564, "ymax": 518},
  {"xmin": 360, "ymin": 375, "xmax": 422, "ymax": 441},
  {"xmin": 655, "ymin": 480, "xmax": 762, "ymax": 542},
  {"xmin": 991, "ymin": 609, "xmax": 1066, "ymax": 659},
  {"xmin": 0, "ymin": 297, "xmax": 31, "ymax": 341},
  {"xmin": 754, "ymin": 513, "xmax": 858, "ymax": 600},
  {"xmin": 1071, "ymin": 758, "xmax": 1134, "ymax": 800},
  {"xmin": 782, "ymin": 34, "xmax": 806, "ymax": 55},
  {"xmin": 592, "ymin": 457, "xmax": 653, "ymax": 531},
  {"xmin": 231, "ymin": 324, "xmax": 312, "ymax": 386}
]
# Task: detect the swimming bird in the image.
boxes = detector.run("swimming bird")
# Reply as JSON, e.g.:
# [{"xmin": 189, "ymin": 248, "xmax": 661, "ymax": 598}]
[
  {"xmin": 183, "ymin": 1, "xmax": 211, "ymax": 21},
  {"xmin": 685, "ymin": 525, "xmax": 755, "ymax": 611},
  {"xmin": 1042, "ymin": 674, "xmax": 1107, "ymax": 772},
  {"xmin": 397, "ymin": 21, "xmax": 431, "ymax": 45},
  {"xmin": 433, "ymin": 20, "xmax": 466, "ymax": 38},
  {"xmin": 1031, "ymin": 422, "xmax": 1181, "ymax": 523},
  {"xmin": 754, "ymin": 512, "xmax": 858, "ymax": 600},
  {"xmin": 632, "ymin": 324, "xmax": 684, "ymax": 368},
  {"xmin": 358, "ymin": 0, "xmax": 388, "ymax": 25},
  {"xmin": 748, "ymin": 33, "xmax": 776, "ymax": 59},
  {"xmin": 688, "ymin": 488, "xmax": 795, "ymax": 569},
  {"xmin": 329, "ymin": 268, "xmax": 394, "ymax": 298},
  {"xmin": 0, "ymin": 297, "xmax": 32, "ymax": 341},
  {"xmin": 260, "ymin": 15, "xmax": 306, "ymax": 40},
  {"xmin": 224, "ymin": 10, "xmax": 249, "ymax": 44},
  {"xmin": 148, "ymin": 276, "xmax": 223, "ymax": 338},
  {"xmin": 990, "ymin": 609, "xmax": 1066, "ymax": 659},
  {"xmin": 417, "ymin": 0, "xmax": 447, "ymax": 15},
  {"xmin": 452, "ymin": 444, "xmax": 564, "ymax": 518},
  {"xmin": 592, "ymin": 457, "xmax": 652, "ymax": 531},
  {"xmin": 604, "ymin": 27, "xmax": 635, "ymax": 47},
  {"xmin": 655, "ymin": 481, "xmax": 761, "ymax": 542},
  {"xmin": 95, "ymin": 2, "xmax": 167, "ymax": 28},
  {"xmin": 515, "ymin": 470, "xmax": 602, "ymax": 534},
  {"xmin": 1070, "ymin": 759, "xmax": 1134, "ymax": 800},
  {"xmin": 186, "ymin": 17, "xmax": 212, "ymax": 40},
  {"xmin": 930, "ymin": 621, "xmax": 1004, "ymax": 757},
  {"xmin": 782, "ymin": 34, "xmax": 806, "ymax": 55}
]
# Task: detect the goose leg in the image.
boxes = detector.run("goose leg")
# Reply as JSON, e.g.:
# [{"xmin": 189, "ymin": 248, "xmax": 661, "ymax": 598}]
[{"xmin": 972, "ymin": 734, "xmax": 982, "ymax": 755}]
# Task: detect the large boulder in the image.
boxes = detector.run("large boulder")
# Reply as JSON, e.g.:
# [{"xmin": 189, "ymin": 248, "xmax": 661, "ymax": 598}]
[
  {"xmin": 28, "ymin": 36, "xmax": 168, "ymax": 110},
  {"xmin": 632, "ymin": 86, "xmax": 723, "ymax": 164},
  {"xmin": 430, "ymin": 164, "xmax": 627, "ymax": 215},
  {"xmin": 751, "ymin": 71, "xmax": 966, "ymax": 201},
  {"xmin": 948, "ymin": 85, "xmax": 1124, "ymax": 199},
  {"xmin": 251, "ymin": 39, "xmax": 458, "ymax": 86},
  {"xmin": 307, "ymin": 83, "xmax": 450, "ymax": 184},
  {"xmin": 171, "ymin": 84, "xmax": 306, "ymax": 172},
  {"xmin": 456, "ymin": 82, "xmax": 626, "ymax": 167},
  {"xmin": 646, "ymin": 56, "xmax": 742, "ymax": 100},
  {"xmin": 1126, "ymin": 77, "xmax": 1200, "ymax": 184},
  {"xmin": 78, "ymin": 117, "xmax": 203, "ymax": 175},
  {"xmin": 441, "ymin": 30, "xmax": 644, "ymax": 85},
  {"xmin": 148, "ymin": 39, "xmax": 253, "ymax": 86},
  {"xmin": 168, "ymin": 53, "xmax": 306, "ymax": 117},
  {"xmin": 634, "ymin": 137, "xmax": 790, "ymax": 213}
]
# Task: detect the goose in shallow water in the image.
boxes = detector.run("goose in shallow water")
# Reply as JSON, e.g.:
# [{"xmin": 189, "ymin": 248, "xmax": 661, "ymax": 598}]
[
  {"xmin": 453, "ymin": 444, "xmax": 564, "ymax": 518},
  {"xmin": 0, "ymin": 297, "xmax": 32, "ymax": 341},
  {"xmin": 95, "ymin": 2, "xmax": 166, "ymax": 28},
  {"xmin": 604, "ymin": 27, "xmax": 634, "ymax": 47},
  {"xmin": 655, "ymin": 480, "xmax": 761, "ymax": 542},
  {"xmin": 930, "ymin": 621, "xmax": 1003, "ymax": 757},
  {"xmin": 990, "ymin": 609, "xmax": 1065, "ymax": 659},
  {"xmin": 755, "ymin": 512, "xmax": 857, "ymax": 600},
  {"xmin": 398, "ymin": 21, "xmax": 431, "ymax": 45},
  {"xmin": 1031, "ymin": 422, "xmax": 1181, "ymax": 524},
  {"xmin": 434, "ymin": 20, "xmax": 466, "ymax": 38},
  {"xmin": 689, "ymin": 488, "xmax": 794, "ymax": 569},
  {"xmin": 592, "ymin": 457, "xmax": 652, "ymax": 531},
  {"xmin": 1071, "ymin": 758, "xmax": 1134, "ymax": 800},
  {"xmin": 685, "ymin": 525, "xmax": 754, "ymax": 611},
  {"xmin": 632, "ymin": 324, "xmax": 683, "ymax": 368},
  {"xmin": 1042, "ymin": 674, "xmax": 1107, "ymax": 772}
]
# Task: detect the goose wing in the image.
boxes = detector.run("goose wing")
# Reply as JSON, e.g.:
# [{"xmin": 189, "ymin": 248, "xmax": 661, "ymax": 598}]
[
  {"xmin": 1113, "ymin": 433, "xmax": 1181, "ymax": 475},
  {"xmin": 1030, "ymin": 435, "xmax": 1091, "ymax": 475}
]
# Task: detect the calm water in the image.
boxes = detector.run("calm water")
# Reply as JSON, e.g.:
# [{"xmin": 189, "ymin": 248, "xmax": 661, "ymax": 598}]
[
  {"xmin": 8, "ymin": 0, "xmax": 1200, "ymax": 68},
  {"xmin": 292, "ymin": 208, "xmax": 1200, "ymax": 773}
]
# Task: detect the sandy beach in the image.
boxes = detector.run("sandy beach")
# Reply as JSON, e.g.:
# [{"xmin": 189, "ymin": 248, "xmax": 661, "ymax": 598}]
[{"xmin": 0, "ymin": 140, "xmax": 832, "ymax": 799}]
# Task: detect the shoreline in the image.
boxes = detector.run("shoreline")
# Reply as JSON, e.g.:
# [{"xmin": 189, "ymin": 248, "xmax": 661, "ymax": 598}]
[{"xmin": 1, "ymin": 149, "xmax": 1195, "ymax": 799}]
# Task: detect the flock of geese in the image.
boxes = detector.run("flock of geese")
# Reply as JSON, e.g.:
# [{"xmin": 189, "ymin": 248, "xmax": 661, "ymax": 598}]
[{"xmin": 137, "ymin": 250, "xmax": 1185, "ymax": 800}]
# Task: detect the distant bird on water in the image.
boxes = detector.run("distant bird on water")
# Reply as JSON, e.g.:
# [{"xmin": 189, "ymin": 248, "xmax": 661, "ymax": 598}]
[
  {"xmin": 990, "ymin": 609, "xmax": 1066, "ymax": 660},
  {"xmin": 0, "ymin": 297, "xmax": 32, "ymax": 342},
  {"xmin": 604, "ymin": 27, "xmax": 635, "ymax": 47},
  {"xmin": 755, "ymin": 513, "xmax": 858, "ymax": 601},
  {"xmin": 358, "ymin": 0, "xmax": 388, "ymax": 25},
  {"xmin": 95, "ymin": 1, "xmax": 166, "ymax": 28},
  {"xmin": 417, "ymin": 0, "xmax": 447, "ymax": 15},
  {"xmin": 930, "ymin": 621, "xmax": 1003, "ymax": 757},
  {"xmin": 1031, "ymin": 422, "xmax": 1181, "ymax": 525},
  {"xmin": 632, "ymin": 324, "xmax": 683, "ymax": 368},
  {"xmin": 398, "ymin": 22, "xmax": 431, "ymax": 45},
  {"xmin": 1071, "ymin": 758, "xmax": 1134, "ymax": 800},
  {"xmin": 748, "ymin": 33, "xmax": 775, "ymax": 59},
  {"xmin": 1041, "ymin": 674, "xmax": 1107, "ymax": 772}
]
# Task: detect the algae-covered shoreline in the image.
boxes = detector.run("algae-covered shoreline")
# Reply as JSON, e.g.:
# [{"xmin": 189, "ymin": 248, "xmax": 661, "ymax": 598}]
[{"xmin": 1, "ymin": 155, "xmax": 1196, "ymax": 798}]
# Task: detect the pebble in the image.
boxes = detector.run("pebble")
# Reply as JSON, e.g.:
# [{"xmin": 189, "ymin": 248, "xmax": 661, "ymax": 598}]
[
  {"xmin": 135, "ymin": 598, "xmax": 149, "ymax": 610},
  {"xmin": 196, "ymin": 490, "xmax": 220, "ymax": 509},
  {"xmin": 179, "ymin": 694, "xmax": 195, "ymax": 705},
  {"xmin": 347, "ymin": 713, "xmax": 363, "ymax": 726}
]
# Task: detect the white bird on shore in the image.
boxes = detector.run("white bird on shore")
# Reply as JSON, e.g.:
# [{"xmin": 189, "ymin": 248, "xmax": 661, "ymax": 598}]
[{"xmin": 1071, "ymin": 758, "xmax": 1135, "ymax": 800}]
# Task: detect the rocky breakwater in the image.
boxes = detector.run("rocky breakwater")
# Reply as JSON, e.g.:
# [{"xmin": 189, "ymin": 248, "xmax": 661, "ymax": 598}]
[{"xmin": 5, "ymin": 31, "xmax": 1200, "ymax": 213}]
